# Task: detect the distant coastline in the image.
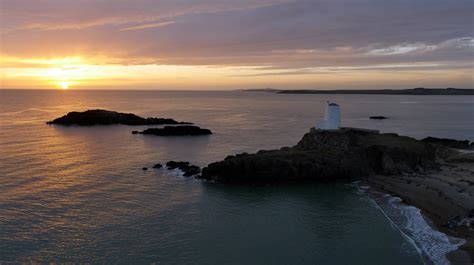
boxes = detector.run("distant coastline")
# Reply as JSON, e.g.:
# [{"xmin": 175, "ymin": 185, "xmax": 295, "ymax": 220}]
[{"xmin": 243, "ymin": 88, "xmax": 474, "ymax": 95}]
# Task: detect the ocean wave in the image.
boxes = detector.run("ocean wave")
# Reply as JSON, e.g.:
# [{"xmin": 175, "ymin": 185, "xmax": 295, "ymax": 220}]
[{"xmin": 352, "ymin": 182, "xmax": 465, "ymax": 265}]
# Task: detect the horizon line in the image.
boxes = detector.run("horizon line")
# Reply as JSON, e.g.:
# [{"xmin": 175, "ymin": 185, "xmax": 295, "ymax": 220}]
[{"xmin": 1, "ymin": 87, "xmax": 473, "ymax": 92}]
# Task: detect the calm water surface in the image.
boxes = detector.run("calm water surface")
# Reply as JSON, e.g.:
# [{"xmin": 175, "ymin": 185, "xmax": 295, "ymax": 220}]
[{"xmin": 0, "ymin": 90, "xmax": 473, "ymax": 264}]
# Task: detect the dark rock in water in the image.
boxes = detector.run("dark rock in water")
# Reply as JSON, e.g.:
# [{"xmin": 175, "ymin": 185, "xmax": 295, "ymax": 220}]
[
  {"xmin": 153, "ymin": 163, "xmax": 163, "ymax": 169},
  {"xmin": 166, "ymin": 161, "xmax": 201, "ymax": 177},
  {"xmin": 182, "ymin": 165, "xmax": 201, "ymax": 177},
  {"xmin": 136, "ymin": 126, "xmax": 212, "ymax": 136},
  {"xmin": 201, "ymin": 128, "xmax": 439, "ymax": 184},
  {"xmin": 142, "ymin": 167, "xmax": 148, "ymax": 170},
  {"xmin": 422, "ymin": 136, "xmax": 472, "ymax": 150},
  {"xmin": 46, "ymin": 109, "xmax": 191, "ymax": 126},
  {"xmin": 166, "ymin": 161, "xmax": 189, "ymax": 170},
  {"xmin": 370, "ymin": 116, "xmax": 388, "ymax": 120}
]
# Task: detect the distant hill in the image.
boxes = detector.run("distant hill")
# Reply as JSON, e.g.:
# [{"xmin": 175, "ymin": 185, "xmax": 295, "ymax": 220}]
[
  {"xmin": 241, "ymin": 88, "xmax": 279, "ymax": 92},
  {"xmin": 243, "ymin": 88, "xmax": 474, "ymax": 95},
  {"xmin": 276, "ymin": 88, "xmax": 474, "ymax": 95}
]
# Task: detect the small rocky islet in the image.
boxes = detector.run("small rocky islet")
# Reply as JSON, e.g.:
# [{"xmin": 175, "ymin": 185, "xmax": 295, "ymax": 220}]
[
  {"xmin": 48, "ymin": 109, "xmax": 212, "ymax": 136},
  {"xmin": 46, "ymin": 109, "xmax": 191, "ymax": 126},
  {"xmin": 132, "ymin": 126, "xmax": 212, "ymax": 136},
  {"xmin": 146, "ymin": 161, "xmax": 201, "ymax": 177},
  {"xmin": 369, "ymin": 116, "xmax": 388, "ymax": 119}
]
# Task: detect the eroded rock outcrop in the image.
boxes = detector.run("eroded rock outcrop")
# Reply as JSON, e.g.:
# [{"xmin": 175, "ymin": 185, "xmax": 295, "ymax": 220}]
[
  {"xmin": 422, "ymin": 136, "xmax": 473, "ymax": 150},
  {"xmin": 166, "ymin": 161, "xmax": 201, "ymax": 177}
]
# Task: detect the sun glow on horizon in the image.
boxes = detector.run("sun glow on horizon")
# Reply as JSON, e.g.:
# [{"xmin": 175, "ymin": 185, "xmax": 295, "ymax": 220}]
[
  {"xmin": 1, "ymin": 54, "xmax": 472, "ymax": 90},
  {"xmin": 60, "ymin": 81, "xmax": 70, "ymax": 89}
]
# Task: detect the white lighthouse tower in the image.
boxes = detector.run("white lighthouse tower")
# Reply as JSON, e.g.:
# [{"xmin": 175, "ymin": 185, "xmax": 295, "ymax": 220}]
[{"xmin": 316, "ymin": 101, "xmax": 341, "ymax": 130}]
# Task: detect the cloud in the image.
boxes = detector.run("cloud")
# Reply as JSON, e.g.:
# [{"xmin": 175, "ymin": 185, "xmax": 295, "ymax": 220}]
[
  {"xmin": 3, "ymin": 0, "xmax": 289, "ymax": 31},
  {"xmin": 1, "ymin": 0, "xmax": 473, "ymax": 87},
  {"xmin": 120, "ymin": 21, "xmax": 175, "ymax": 31}
]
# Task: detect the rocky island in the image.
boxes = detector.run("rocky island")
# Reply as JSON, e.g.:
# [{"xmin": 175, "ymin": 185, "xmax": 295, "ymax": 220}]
[
  {"xmin": 46, "ymin": 109, "xmax": 191, "ymax": 126},
  {"xmin": 132, "ymin": 125, "xmax": 212, "ymax": 136},
  {"xmin": 201, "ymin": 128, "xmax": 474, "ymax": 259},
  {"xmin": 369, "ymin": 116, "xmax": 388, "ymax": 119}
]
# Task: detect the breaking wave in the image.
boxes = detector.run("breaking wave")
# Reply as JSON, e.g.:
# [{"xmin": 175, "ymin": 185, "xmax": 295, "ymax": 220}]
[{"xmin": 354, "ymin": 182, "xmax": 465, "ymax": 265}]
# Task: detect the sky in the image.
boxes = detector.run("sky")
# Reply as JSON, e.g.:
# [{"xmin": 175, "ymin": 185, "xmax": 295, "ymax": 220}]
[{"xmin": 1, "ymin": 0, "xmax": 473, "ymax": 90}]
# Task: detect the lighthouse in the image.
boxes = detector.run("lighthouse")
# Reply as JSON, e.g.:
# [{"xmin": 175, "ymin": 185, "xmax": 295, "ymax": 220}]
[{"xmin": 316, "ymin": 101, "xmax": 341, "ymax": 130}]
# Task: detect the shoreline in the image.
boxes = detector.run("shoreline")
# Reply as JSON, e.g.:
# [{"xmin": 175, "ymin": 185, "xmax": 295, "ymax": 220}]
[
  {"xmin": 358, "ymin": 182, "xmax": 471, "ymax": 265},
  {"xmin": 244, "ymin": 87, "xmax": 474, "ymax": 95},
  {"xmin": 362, "ymin": 160, "xmax": 474, "ymax": 264}
]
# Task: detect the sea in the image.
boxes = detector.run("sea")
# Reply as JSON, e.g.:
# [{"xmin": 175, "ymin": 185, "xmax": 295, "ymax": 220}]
[{"xmin": 0, "ymin": 89, "xmax": 473, "ymax": 264}]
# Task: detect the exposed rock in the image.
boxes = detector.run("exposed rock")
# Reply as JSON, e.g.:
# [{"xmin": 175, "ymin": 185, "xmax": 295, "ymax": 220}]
[
  {"xmin": 153, "ymin": 163, "xmax": 163, "ymax": 169},
  {"xmin": 422, "ymin": 136, "xmax": 472, "ymax": 150},
  {"xmin": 166, "ymin": 161, "xmax": 189, "ymax": 170},
  {"xmin": 201, "ymin": 128, "xmax": 439, "ymax": 184},
  {"xmin": 182, "ymin": 165, "xmax": 201, "ymax": 177},
  {"xmin": 142, "ymin": 167, "xmax": 148, "ymax": 170},
  {"xmin": 46, "ymin": 109, "xmax": 191, "ymax": 126},
  {"xmin": 446, "ymin": 209, "xmax": 474, "ymax": 228},
  {"xmin": 166, "ymin": 161, "xmax": 201, "ymax": 177},
  {"xmin": 370, "ymin": 116, "xmax": 388, "ymax": 119},
  {"xmin": 446, "ymin": 152, "xmax": 474, "ymax": 163},
  {"xmin": 135, "ymin": 126, "xmax": 212, "ymax": 136}
]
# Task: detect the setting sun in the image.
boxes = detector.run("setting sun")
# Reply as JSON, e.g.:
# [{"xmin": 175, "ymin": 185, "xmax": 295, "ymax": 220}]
[{"xmin": 60, "ymin": 81, "xmax": 69, "ymax": 89}]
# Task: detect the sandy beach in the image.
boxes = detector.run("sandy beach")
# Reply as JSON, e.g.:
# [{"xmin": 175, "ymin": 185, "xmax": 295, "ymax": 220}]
[{"xmin": 365, "ymin": 152, "xmax": 474, "ymax": 264}]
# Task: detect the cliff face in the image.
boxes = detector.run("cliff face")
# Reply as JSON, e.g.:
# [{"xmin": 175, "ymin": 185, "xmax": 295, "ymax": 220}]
[{"xmin": 201, "ymin": 128, "xmax": 439, "ymax": 184}]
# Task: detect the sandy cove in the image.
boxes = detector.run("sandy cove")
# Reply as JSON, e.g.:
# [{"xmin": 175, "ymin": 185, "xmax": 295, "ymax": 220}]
[{"xmin": 365, "ymin": 153, "xmax": 474, "ymax": 264}]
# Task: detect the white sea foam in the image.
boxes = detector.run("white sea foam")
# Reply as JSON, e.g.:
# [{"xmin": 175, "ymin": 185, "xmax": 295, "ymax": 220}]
[{"xmin": 353, "ymin": 182, "xmax": 465, "ymax": 265}]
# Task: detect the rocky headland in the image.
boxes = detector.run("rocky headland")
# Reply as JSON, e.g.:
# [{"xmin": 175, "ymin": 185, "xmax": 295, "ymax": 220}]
[
  {"xmin": 201, "ymin": 128, "xmax": 439, "ymax": 184},
  {"xmin": 47, "ymin": 109, "xmax": 191, "ymax": 126},
  {"xmin": 132, "ymin": 125, "xmax": 212, "ymax": 136},
  {"xmin": 200, "ymin": 127, "xmax": 474, "ymax": 260}
]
